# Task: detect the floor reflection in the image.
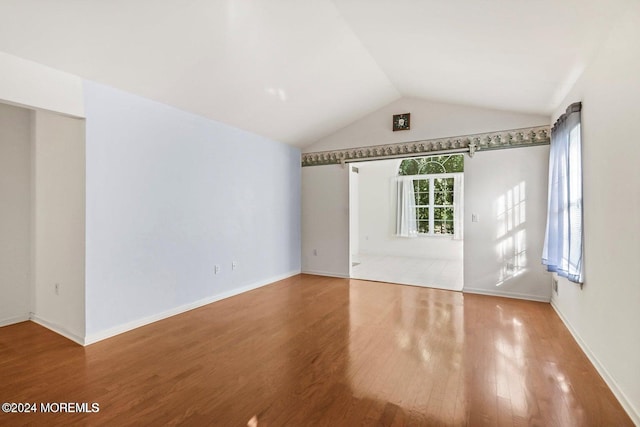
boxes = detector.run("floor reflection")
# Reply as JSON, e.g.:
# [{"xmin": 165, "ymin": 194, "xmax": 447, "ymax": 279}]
[
  {"xmin": 347, "ymin": 279, "xmax": 632, "ymax": 426},
  {"xmin": 348, "ymin": 280, "xmax": 466, "ymax": 425}
]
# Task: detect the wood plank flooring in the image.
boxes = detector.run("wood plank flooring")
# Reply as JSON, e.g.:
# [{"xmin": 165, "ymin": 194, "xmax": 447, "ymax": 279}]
[{"xmin": 0, "ymin": 274, "xmax": 633, "ymax": 426}]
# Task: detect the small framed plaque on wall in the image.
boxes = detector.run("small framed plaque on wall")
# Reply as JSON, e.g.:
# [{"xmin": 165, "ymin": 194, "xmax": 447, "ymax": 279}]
[{"xmin": 393, "ymin": 113, "xmax": 410, "ymax": 131}]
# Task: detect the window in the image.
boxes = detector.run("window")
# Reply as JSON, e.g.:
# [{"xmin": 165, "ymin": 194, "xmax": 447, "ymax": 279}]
[
  {"xmin": 398, "ymin": 155, "xmax": 463, "ymax": 236},
  {"xmin": 542, "ymin": 102, "xmax": 583, "ymax": 283},
  {"xmin": 413, "ymin": 177, "xmax": 454, "ymax": 234}
]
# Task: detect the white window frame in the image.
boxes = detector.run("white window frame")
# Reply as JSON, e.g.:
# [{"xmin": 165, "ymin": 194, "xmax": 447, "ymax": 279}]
[{"xmin": 405, "ymin": 173, "xmax": 458, "ymax": 236}]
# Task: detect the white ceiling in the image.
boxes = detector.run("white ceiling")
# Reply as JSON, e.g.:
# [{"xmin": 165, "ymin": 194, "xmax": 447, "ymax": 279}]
[{"xmin": 0, "ymin": 0, "xmax": 631, "ymax": 146}]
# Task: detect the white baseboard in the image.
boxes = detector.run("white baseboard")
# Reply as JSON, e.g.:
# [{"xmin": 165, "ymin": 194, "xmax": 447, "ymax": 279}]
[
  {"xmin": 30, "ymin": 315, "xmax": 85, "ymax": 346},
  {"xmin": 301, "ymin": 269, "xmax": 350, "ymax": 279},
  {"xmin": 551, "ymin": 301, "xmax": 640, "ymax": 426},
  {"xmin": 84, "ymin": 270, "xmax": 300, "ymax": 346},
  {"xmin": 0, "ymin": 314, "xmax": 30, "ymax": 327},
  {"xmin": 463, "ymin": 287, "xmax": 551, "ymax": 303}
]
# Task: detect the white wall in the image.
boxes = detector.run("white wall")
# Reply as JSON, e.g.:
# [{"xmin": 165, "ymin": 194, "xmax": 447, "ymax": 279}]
[
  {"xmin": 304, "ymin": 96, "xmax": 549, "ymax": 153},
  {"xmin": 0, "ymin": 51, "xmax": 84, "ymax": 118},
  {"xmin": 0, "ymin": 103, "xmax": 32, "ymax": 326},
  {"xmin": 83, "ymin": 81, "xmax": 301, "ymax": 340},
  {"xmin": 355, "ymin": 158, "xmax": 462, "ymax": 260},
  {"xmin": 349, "ymin": 166, "xmax": 359, "ymax": 264},
  {"xmin": 549, "ymin": 2, "xmax": 640, "ymax": 422},
  {"xmin": 0, "ymin": 51, "xmax": 86, "ymax": 338},
  {"xmin": 32, "ymin": 110, "xmax": 86, "ymax": 342},
  {"xmin": 302, "ymin": 165, "xmax": 350, "ymax": 277},
  {"xmin": 302, "ymin": 97, "xmax": 549, "ymax": 278},
  {"xmin": 464, "ymin": 145, "xmax": 551, "ymax": 302}
]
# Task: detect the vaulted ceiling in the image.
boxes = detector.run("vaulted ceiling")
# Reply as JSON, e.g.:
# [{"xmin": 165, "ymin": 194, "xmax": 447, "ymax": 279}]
[{"xmin": 0, "ymin": 0, "xmax": 631, "ymax": 146}]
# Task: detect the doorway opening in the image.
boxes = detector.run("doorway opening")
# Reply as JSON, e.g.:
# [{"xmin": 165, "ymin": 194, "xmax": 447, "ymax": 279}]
[{"xmin": 349, "ymin": 155, "xmax": 464, "ymax": 291}]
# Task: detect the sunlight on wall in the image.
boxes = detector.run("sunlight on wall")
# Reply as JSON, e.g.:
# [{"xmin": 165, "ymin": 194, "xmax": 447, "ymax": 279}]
[{"xmin": 496, "ymin": 182, "xmax": 527, "ymax": 286}]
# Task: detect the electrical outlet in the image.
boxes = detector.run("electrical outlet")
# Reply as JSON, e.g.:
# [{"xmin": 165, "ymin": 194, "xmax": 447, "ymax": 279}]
[
  {"xmin": 214, "ymin": 265, "xmax": 220, "ymax": 274},
  {"xmin": 54, "ymin": 283, "xmax": 60, "ymax": 295},
  {"xmin": 232, "ymin": 261, "xmax": 237, "ymax": 270},
  {"xmin": 313, "ymin": 249, "xmax": 317, "ymax": 256},
  {"xmin": 553, "ymin": 278, "xmax": 558, "ymax": 294}
]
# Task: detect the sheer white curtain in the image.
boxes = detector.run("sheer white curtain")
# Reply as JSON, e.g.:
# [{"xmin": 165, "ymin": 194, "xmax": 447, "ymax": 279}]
[
  {"xmin": 453, "ymin": 173, "xmax": 464, "ymax": 240},
  {"xmin": 395, "ymin": 176, "xmax": 417, "ymax": 237},
  {"xmin": 542, "ymin": 102, "xmax": 584, "ymax": 283}
]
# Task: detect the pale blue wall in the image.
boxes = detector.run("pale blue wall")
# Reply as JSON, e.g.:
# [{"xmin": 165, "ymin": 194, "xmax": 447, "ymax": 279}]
[{"xmin": 84, "ymin": 81, "xmax": 300, "ymax": 336}]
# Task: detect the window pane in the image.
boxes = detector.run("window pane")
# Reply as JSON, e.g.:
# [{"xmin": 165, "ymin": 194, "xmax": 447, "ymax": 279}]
[
  {"xmin": 435, "ymin": 178, "xmax": 454, "ymax": 191},
  {"xmin": 442, "ymin": 155, "xmax": 464, "ymax": 173},
  {"xmin": 416, "ymin": 207, "xmax": 429, "ymax": 220},
  {"xmin": 434, "ymin": 190, "xmax": 453, "ymax": 205},
  {"xmin": 445, "ymin": 178, "xmax": 454, "ymax": 191},
  {"xmin": 434, "ymin": 221, "xmax": 443, "ymax": 234},
  {"xmin": 434, "ymin": 207, "xmax": 453, "ymax": 220},
  {"xmin": 425, "ymin": 162, "xmax": 445, "ymax": 174},
  {"xmin": 399, "ymin": 159, "xmax": 420, "ymax": 176},
  {"xmin": 434, "ymin": 221, "xmax": 453, "ymax": 234},
  {"xmin": 413, "ymin": 179, "xmax": 429, "ymax": 205},
  {"xmin": 417, "ymin": 221, "xmax": 429, "ymax": 233},
  {"xmin": 398, "ymin": 155, "xmax": 463, "ymax": 176}
]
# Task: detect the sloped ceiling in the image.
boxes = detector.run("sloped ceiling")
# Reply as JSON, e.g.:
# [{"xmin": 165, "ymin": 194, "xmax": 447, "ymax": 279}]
[{"xmin": 0, "ymin": 0, "xmax": 631, "ymax": 146}]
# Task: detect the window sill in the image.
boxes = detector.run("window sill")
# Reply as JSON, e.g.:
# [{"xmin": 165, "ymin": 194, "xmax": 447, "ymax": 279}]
[{"xmin": 416, "ymin": 233, "xmax": 455, "ymax": 239}]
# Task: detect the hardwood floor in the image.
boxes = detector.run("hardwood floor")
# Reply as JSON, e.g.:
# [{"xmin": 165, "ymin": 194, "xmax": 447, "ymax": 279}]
[{"xmin": 0, "ymin": 274, "xmax": 633, "ymax": 426}]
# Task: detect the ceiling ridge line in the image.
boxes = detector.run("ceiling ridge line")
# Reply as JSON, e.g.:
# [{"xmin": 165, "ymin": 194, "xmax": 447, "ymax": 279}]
[{"xmin": 328, "ymin": 1, "xmax": 401, "ymax": 98}]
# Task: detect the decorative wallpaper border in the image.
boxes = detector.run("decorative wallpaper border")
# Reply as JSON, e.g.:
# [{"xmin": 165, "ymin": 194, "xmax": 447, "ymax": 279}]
[{"xmin": 301, "ymin": 125, "xmax": 550, "ymax": 167}]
